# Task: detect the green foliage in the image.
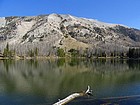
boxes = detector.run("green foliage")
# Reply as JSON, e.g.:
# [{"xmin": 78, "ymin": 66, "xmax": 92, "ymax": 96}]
[
  {"xmin": 8, "ymin": 50, "xmax": 13, "ymax": 57},
  {"xmin": 57, "ymin": 48, "xmax": 65, "ymax": 57},
  {"xmin": 27, "ymin": 59, "xmax": 38, "ymax": 68},
  {"xmin": 27, "ymin": 48, "xmax": 39, "ymax": 57},
  {"xmin": 6, "ymin": 43, "xmax": 9, "ymax": 51},
  {"xmin": 34, "ymin": 47, "xmax": 38, "ymax": 57},
  {"xmin": 64, "ymin": 35, "xmax": 68, "ymax": 38},
  {"xmin": 127, "ymin": 47, "xmax": 140, "ymax": 58},
  {"xmin": 28, "ymin": 49, "xmax": 34, "ymax": 57},
  {"xmin": 110, "ymin": 52, "xmax": 114, "ymax": 57},
  {"xmin": 57, "ymin": 58, "xmax": 65, "ymax": 67},
  {"xmin": 3, "ymin": 43, "xmax": 14, "ymax": 58},
  {"xmin": 3, "ymin": 59, "xmax": 14, "ymax": 72},
  {"xmin": 101, "ymin": 51, "xmax": 106, "ymax": 57},
  {"xmin": 68, "ymin": 49, "xmax": 79, "ymax": 57},
  {"xmin": 3, "ymin": 48, "xmax": 8, "ymax": 57},
  {"xmin": 69, "ymin": 58, "xmax": 80, "ymax": 66},
  {"xmin": 120, "ymin": 52, "xmax": 125, "ymax": 58},
  {"xmin": 3, "ymin": 43, "xmax": 9, "ymax": 57},
  {"xmin": 93, "ymin": 49, "xmax": 98, "ymax": 57}
]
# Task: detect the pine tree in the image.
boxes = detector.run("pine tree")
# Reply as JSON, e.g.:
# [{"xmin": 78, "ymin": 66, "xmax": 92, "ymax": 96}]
[
  {"xmin": 57, "ymin": 48, "xmax": 65, "ymax": 57},
  {"xmin": 3, "ymin": 43, "xmax": 10, "ymax": 57},
  {"xmin": 34, "ymin": 47, "xmax": 38, "ymax": 57}
]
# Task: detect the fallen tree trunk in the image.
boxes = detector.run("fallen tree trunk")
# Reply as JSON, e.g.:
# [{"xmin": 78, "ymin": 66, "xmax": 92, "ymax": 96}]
[{"xmin": 53, "ymin": 86, "xmax": 92, "ymax": 105}]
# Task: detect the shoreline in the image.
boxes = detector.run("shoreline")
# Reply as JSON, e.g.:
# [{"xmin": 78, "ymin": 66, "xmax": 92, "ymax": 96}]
[{"xmin": 0, "ymin": 56, "xmax": 140, "ymax": 60}]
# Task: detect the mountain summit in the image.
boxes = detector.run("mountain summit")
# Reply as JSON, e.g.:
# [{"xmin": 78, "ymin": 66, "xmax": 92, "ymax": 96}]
[{"xmin": 0, "ymin": 14, "xmax": 140, "ymax": 55}]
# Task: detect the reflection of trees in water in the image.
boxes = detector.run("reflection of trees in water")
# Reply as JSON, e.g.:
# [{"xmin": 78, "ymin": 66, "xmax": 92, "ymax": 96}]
[
  {"xmin": 27, "ymin": 59, "xmax": 39, "ymax": 69},
  {"xmin": 57, "ymin": 58, "xmax": 65, "ymax": 67},
  {"xmin": 127, "ymin": 60, "xmax": 140, "ymax": 70},
  {"xmin": 68, "ymin": 58, "xmax": 80, "ymax": 67},
  {"xmin": 0, "ymin": 59, "xmax": 140, "ymax": 101},
  {"xmin": 1, "ymin": 59, "xmax": 140, "ymax": 75},
  {"xmin": 3, "ymin": 59, "xmax": 15, "ymax": 72}
]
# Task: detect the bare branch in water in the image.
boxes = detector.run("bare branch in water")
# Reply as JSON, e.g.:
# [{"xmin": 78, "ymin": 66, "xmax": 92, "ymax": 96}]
[{"xmin": 53, "ymin": 86, "xmax": 93, "ymax": 105}]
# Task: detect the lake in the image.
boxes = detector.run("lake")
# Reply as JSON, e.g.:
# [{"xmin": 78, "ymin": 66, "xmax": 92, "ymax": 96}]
[{"xmin": 0, "ymin": 59, "xmax": 140, "ymax": 105}]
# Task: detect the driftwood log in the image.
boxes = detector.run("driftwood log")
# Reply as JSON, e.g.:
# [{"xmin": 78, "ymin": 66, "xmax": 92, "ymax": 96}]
[{"xmin": 53, "ymin": 86, "xmax": 92, "ymax": 105}]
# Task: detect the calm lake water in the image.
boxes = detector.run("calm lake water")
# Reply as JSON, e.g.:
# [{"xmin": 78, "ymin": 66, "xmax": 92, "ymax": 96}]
[{"xmin": 0, "ymin": 59, "xmax": 140, "ymax": 105}]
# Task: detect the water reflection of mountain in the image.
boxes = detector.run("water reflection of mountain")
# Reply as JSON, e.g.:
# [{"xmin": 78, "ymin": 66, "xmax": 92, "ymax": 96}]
[{"xmin": 0, "ymin": 59, "xmax": 140, "ymax": 102}]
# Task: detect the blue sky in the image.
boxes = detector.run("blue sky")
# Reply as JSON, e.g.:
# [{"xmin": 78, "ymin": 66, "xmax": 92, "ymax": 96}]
[{"xmin": 0, "ymin": 0, "xmax": 140, "ymax": 29}]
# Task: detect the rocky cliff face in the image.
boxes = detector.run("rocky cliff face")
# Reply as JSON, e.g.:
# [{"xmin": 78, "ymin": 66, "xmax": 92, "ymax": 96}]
[{"xmin": 0, "ymin": 14, "xmax": 140, "ymax": 55}]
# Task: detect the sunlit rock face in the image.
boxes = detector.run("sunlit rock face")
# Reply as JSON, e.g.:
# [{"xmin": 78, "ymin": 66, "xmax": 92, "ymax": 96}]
[{"xmin": 0, "ymin": 14, "xmax": 140, "ymax": 54}]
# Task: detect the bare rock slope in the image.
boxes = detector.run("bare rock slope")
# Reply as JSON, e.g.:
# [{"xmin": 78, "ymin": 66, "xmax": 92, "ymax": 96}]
[{"xmin": 0, "ymin": 14, "xmax": 140, "ymax": 54}]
